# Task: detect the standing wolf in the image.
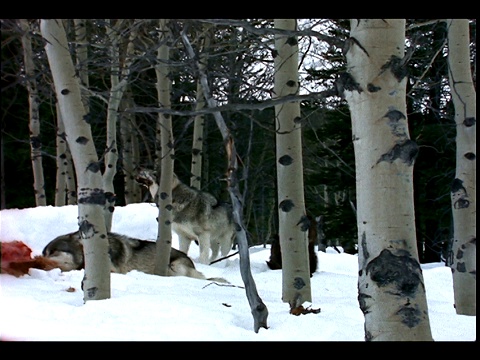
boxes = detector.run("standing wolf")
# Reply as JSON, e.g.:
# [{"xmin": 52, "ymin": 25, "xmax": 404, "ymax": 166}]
[
  {"xmin": 42, "ymin": 231, "xmax": 228, "ymax": 282},
  {"xmin": 136, "ymin": 169, "xmax": 236, "ymax": 264}
]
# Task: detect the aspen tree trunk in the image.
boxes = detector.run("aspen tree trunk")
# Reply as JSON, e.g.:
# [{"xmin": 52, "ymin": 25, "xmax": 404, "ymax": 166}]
[
  {"xmin": 41, "ymin": 19, "xmax": 111, "ymax": 301},
  {"xmin": 55, "ymin": 104, "xmax": 77, "ymax": 206},
  {"xmin": 120, "ymin": 90, "xmax": 142, "ymax": 204},
  {"xmin": 154, "ymin": 19, "xmax": 174, "ymax": 276},
  {"xmin": 74, "ymin": 19, "xmax": 89, "ymax": 112},
  {"xmin": 102, "ymin": 20, "xmax": 132, "ymax": 230},
  {"xmin": 343, "ymin": 19, "xmax": 433, "ymax": 341},
  {"xmin": 55, "ymin": 103, "xmax": 68, "ymax": 206},
  {"xmin": 19, "ymin": 19, "xmax": 47, "ymax": 207},
  {"xmin": 446, "ymin": 19, "xmax": 476, "ymax": 316},
  {"xmin": 190, "ymin": 25, "xmax": 211, "ymax": 190},
  {"xmin": 274, "ymin": 19, "xmax": 312, "ymax": 310}
]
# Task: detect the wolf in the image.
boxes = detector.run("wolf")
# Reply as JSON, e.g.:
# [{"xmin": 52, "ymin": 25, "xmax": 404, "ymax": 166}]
[
  {"xmin": 135, "ymin": 169, "xmax": 236, "ymax": 265},
  {"xmin": 42, "ymin": 231, "xmax": 228, "ymax": 282}
]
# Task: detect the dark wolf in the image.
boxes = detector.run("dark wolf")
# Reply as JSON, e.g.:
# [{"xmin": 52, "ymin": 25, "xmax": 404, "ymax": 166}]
[
  {"xmin": 266, "ymin": 215, "xmax": 319, "ymax": 277},
  {"xmin": 42, "ymin": 231, "xmax": 228, "ymax": 282},
  {"xmin": 135, "ymin": 169, "xmax": 236, "ymax": 265}
]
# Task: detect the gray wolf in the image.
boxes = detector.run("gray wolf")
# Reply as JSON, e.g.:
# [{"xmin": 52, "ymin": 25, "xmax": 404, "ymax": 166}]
[
  {"xmin": 42, "ymin": 231, "xmax": 228, "ymax": 282},
  {"xmin": 135, "ymin": 169, "xmax": 236, "ymax": 265},
  {"xmin": 266, "ymin": 215, "xmax": 318, "ymax": 277}
]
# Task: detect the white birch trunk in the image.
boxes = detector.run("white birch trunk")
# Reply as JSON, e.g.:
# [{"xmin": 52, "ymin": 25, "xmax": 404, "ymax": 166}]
[
  {"xmin": 41, "ymin": 19, "xmax": 111, "ymax": 301},
  {"xmin": 154, "ymin": 19, "xmax": 174, "ymax": 276},
  {"xmin": 19, "ymin": 19, "xmax": 47, "ymax": 206},
  {"xmin": 274, "ymin": 19, "xmax": 312, "ymax": 309},
  {"xmin": 343, "ymin": 19, "xmax": 432, "ymax": 341},
  {"xmin": 446, "ymin": 19, "xmax": 476, "ymax": 316}
]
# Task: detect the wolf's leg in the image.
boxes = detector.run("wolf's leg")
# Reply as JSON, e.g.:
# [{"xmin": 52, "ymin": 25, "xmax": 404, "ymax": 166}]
[
  {"xmin": 219, "ymin": 232, "xmax": 234, "ymax": 258},
  {"xmin": 197, "ymin": 235, "xmax": 211, "ymax": 264},
  {"xmin": 178, "ymin": 235, "xmax": 191, "ymax": 255},
  {"xmin": 210, "ymin": 238, "xmax": 220, "ymax": 262}
]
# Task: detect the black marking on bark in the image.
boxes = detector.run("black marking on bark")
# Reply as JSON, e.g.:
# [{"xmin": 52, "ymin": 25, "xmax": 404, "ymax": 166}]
[
  {"xmin": 105, "ymin": 192, "xmax": 116, "ymax": 203},
  {"xmin": 293, "ymin": 277, "xmax": 306, "ymax": 290},
  {"xmin": 60, "ymin": 89, "xmax": 70, "ymax": 95},
  {"xmin": 377, "ymin": 139, "xmax": 418, "ymax": 166},
  {"xmin": 279, "ymin": 199, "xmax": 294, "ymax": 212},
  {"xmin": 464, "ymin": 152, "xmax": 475, "ymax": 160},
  {"xmin": 347, "ymin": 37, "xmax": 369, "ymax": 57},
  {"xmin": 367, "ymin": 83, "xmax": 381, "ymax": 92},
  {"xmin": 271, "ymin": 49, "xmax": 278, "ymax": 58},
  {"xmin": 86, "ymin": 287, "xmax": 98, "ymax": 298},
  {"xmin": 165, "ymin": 204, "xmax": 173, "ymax": 211},
  {"xmin": 160, "ymin": 191, "xmax": 168, "ymax": 200},
  {"xmin": 86, "ymin": 162, "xmax": 101, "ymax": 173},
  {"xmin": 286, "ymin": 80, "xmax": 296, "ymax": 87},
  {"xmin": 107, "ymin": 206, "xmax": 114, "ymax": 213},
  {"xmin": 165, "ymin": 220, "xmax": 171, "ymax": 226},
  {"xmin": 396, "ymin": 304, "xmax": 422, "ymax": 328},
  {"xmin": 30, "ymin": 136, "xmax": 42, "ymax": 149},
  {"xmin": 451, "ymin": 178, "xmax": 469, "ymax": 209},
  {"xmin": 361, "ymin": 232, "xmax": 369, "ymax": 259},
  {"xmin": 296, "ymin": 215, "xmax": 311, "ymax": 232},
  {"xmin": 293, "ymin": 116, "xmax": 302, "ymax": 124},
  {"xmin": 456, "ymin": 247, "xmax": 464, "ymax": 259},
  {"xmin": 76, "ymin": 136, "xmax": 89, "ymax": 145},
  {"xmin": 59, "ymin": 153, "xmax": 67, "ymax": 159},
  {"xmin": 385, "ymin": 109, "xmax": 406, "ymax": 122},
  {"xmin": 278, "ymin": 155, "xmax": 293, "ymax": 166},
  {"xmin": 358, "ymin": 293, "xmax": 372, "ymax": 314},
  {"xmin": 192, "ymin": 148, "xmax": 201, "ymax": 156},
  {"xmin": 78, "ymin": 188, "xmax": 106, "ymax": 205},
  {"xmin": 382, "ymin": 55, "xmax": 408, "ymax": 82},
  {"xmin": 366, "ymin": 249, "xmax": 422, "ymax": 297},
  {"xmin": 455, "ymin": 198, "xmax": 470, "ymax": 209},
  {"xmin": 58, "ymin": 132, "xmax": 67, "ymax": 141},
  {"xmin": 451, "ymin": 178, "xmax": 466, "ymax": 193},
  {"xmin": 463, "ymin": 117, "xmax": 475, "ymax": 127},
  {"xmin": 336, "ymin": 72, "xmax": 362, "ymax": 95},
  {"xmin": 456, "ymin": 262, "xmax": 466, "ymax": 272}
]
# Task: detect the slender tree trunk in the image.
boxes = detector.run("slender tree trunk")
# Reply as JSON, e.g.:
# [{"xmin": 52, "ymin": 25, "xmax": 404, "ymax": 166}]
[
  {"xmin": 55, "ymin": 103, "xmax": 77, "ymax": 206},
  {"xmin": 343, "ymin": 19, "xmax": 433, "ymax": 341},
  {"xmin": 41, "ymin": 19, "xmax": 111, "ymax": 301},
  {"xmin": 154, "ymin": 19, "xmax": 174, "ymax": 276},
  {"xmin": 190, "ymin": 25, "xmax": 211, "ymax": 190},
  {"xmin": 446, "ymin": 19, "xmax": 476, "ymax": 316},
  {"xmin": 102, "ymin": 20, "xmax": 132, "ymax": 230},
  {"xmin": 55, "ymin": 103, "xmax": 68, "ymax": 206},
  {"xmin": 274, "ymin": 19, "xmax": 312, "ymax": 310},
  {"xmin": 74, "ymin": 19, "xmax": 89, "ymax": 113},
  {"xmin": 19, "ymin": 19, "xmax": 47, "ymax": 206},
  {"xmin": 120, "ymin": 90, "xmax": 142, "ymax": 204}
]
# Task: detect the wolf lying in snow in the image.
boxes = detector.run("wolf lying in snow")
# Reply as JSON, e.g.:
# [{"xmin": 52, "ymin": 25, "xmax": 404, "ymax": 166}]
[{"xmin": 42, "ymin": 231, "xmax": 228, "ymax": 282}]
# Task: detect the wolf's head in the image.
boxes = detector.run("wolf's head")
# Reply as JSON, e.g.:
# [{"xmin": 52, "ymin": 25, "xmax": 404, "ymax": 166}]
[{"xmin": 42, "ymin": 232, "xmax": 84, "ymax": 271}]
